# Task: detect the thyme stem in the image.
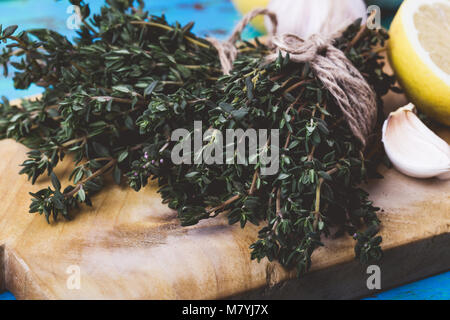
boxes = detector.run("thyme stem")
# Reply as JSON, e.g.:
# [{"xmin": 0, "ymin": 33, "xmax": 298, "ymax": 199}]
[{"xmin": 65, "ymin": 158, "xmax": 117, "ymax": 198}]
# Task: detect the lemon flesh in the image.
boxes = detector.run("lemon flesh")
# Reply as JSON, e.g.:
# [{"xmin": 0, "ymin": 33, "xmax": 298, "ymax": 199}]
[{"xmin": 388, "ymin": 0, "xmax": 450, "ymax": 126}]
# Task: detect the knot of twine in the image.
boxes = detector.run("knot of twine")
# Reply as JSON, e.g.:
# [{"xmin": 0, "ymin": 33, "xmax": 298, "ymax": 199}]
[{"xmin": 207, "ymin": 9, "xmax": 377, "ymax": 147}]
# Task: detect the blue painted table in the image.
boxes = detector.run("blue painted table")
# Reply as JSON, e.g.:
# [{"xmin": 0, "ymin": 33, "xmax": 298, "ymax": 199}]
[{"xmin": 0, "ymin": 0, "xmax": 448, "ymax": 301}]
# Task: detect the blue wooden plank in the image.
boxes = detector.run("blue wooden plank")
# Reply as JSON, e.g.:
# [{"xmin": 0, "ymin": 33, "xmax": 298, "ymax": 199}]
[
  {"xmin": 364, "ymin": 271, "xmax": 450, "ymax": 300},
  {"xmin": 0, "ymin": 291, "xmax": 15, "ymax": 300},
  {"xmin": 0, "ymin": 0, "xmax": 102, "ymax": 99}
]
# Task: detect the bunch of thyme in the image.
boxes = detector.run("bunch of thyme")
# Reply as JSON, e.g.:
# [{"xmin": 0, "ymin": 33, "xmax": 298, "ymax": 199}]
[
  {"xmin": 0, "ymin": 0, "xmax": 396, "ymax": 275},
  {"xmin": 132, "ymin": 20, "xmax": 396, "ymax": 272}
]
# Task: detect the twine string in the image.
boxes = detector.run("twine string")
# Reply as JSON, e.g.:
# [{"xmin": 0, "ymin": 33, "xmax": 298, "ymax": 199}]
[
  {"xmin": 207, "ymin": 8, "xmax": 278, "ymax": 76},
  {"xmin": 207, "ymin": 8, "xmax": 378, "ymax": 147}
]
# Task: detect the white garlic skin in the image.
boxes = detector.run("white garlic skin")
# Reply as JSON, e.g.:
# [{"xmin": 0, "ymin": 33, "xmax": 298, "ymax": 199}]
[
  {"xmin": 382, "ymin": 104, "xmax": 450, "ymax": 180},
  {"xmin": 265, "ymin": 0, "xmax": 367, "ymax": 38}
]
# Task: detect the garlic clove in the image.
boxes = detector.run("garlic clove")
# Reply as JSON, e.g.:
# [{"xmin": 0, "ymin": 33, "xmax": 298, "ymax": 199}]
[
  {"xmin": 265, "ymin": 0, "xmax": 367, "ymax": 39},
  {"xmin": 382, "ymin": 103, "xmax": 450, "ymax": 180}
]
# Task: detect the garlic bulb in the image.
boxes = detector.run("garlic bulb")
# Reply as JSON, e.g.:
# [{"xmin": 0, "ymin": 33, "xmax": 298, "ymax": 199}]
[
  {"xmin": 382, "ymin": 103, "xmax": 450, "ymax": 180},
  {"xmin": 265, "ymin": 0, "xmax": 367, "ymax": 39}
]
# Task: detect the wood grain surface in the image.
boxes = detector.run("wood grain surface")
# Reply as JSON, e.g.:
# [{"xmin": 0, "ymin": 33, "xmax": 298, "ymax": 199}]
[{"xmin": 0, "ymin": 92, "xmax": 448, "ymax": 300}]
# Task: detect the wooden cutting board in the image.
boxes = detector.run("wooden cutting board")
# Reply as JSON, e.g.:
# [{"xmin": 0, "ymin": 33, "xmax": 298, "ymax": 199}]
[{"xmin": 0, "ymin": 91, "xmax": 449, "ymax": 300}]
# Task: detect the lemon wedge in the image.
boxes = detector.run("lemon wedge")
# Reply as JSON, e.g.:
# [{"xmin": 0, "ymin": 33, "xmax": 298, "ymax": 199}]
[{"xmin": 388, "ymin": 0, "xmax": 450, "ymax": 126}]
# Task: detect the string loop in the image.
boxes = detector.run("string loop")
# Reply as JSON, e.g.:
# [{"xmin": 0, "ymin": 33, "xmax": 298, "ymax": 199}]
[{"xmin": 207, "ymin": 9, "xmax": 378, "ymax": 147}]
